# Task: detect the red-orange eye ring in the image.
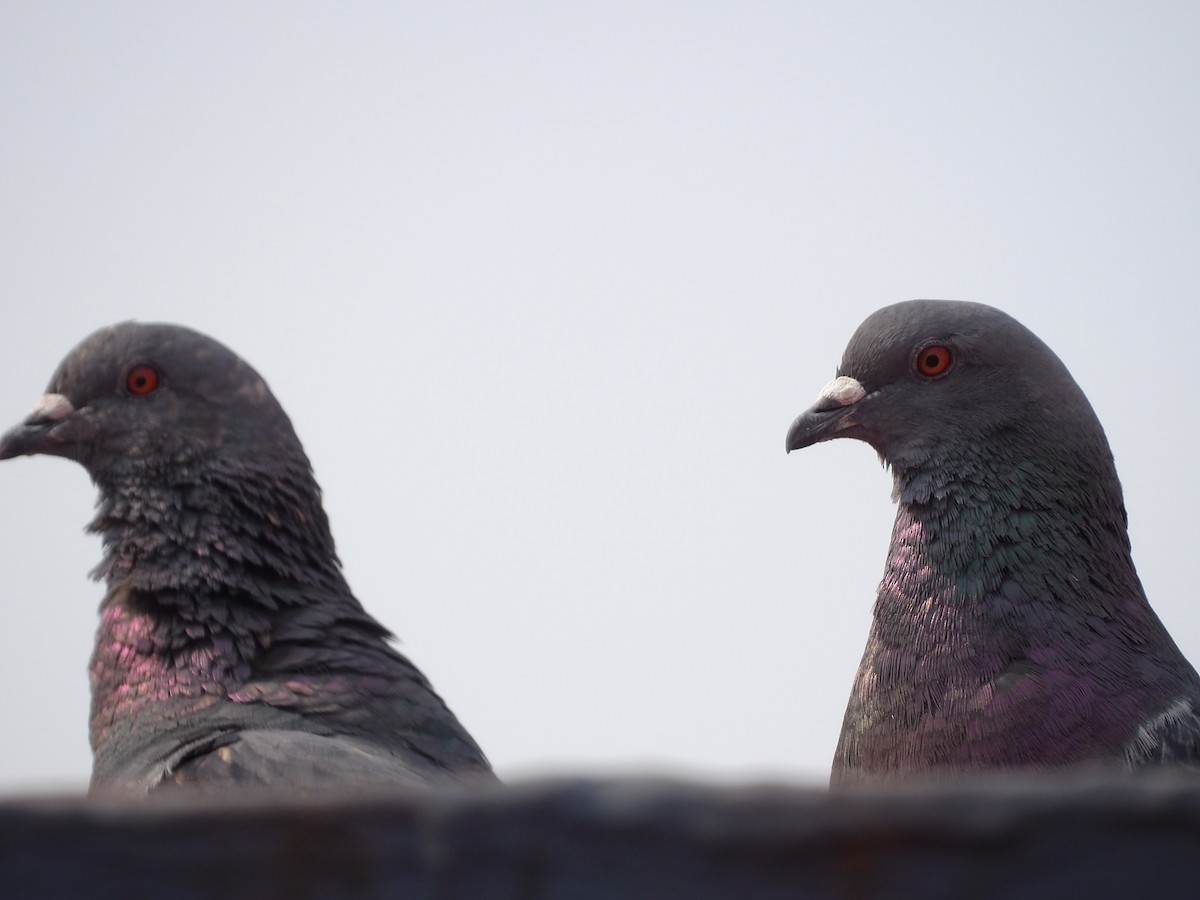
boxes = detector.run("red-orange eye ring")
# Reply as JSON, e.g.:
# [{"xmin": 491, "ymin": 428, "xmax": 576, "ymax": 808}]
[
  {"xmin": 916, "ymin": 345, "xmax": 952, "ymax": 377},
  {"xmin": 126, "ymin": 365, "xmax": 160, "ymax": 395}
]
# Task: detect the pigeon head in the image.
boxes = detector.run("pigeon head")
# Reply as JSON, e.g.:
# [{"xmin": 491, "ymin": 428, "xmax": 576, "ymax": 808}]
[
  {"xmin": 785, "ymin": 300, "xmax": 1102, "ymax": 471},
  {"xmin": 0, "ymin": 322, "xmax": 301, "ymax": 484},
  {"xmin": 0, "ymin": 322, "xmax": 334, "ymax": 593}
]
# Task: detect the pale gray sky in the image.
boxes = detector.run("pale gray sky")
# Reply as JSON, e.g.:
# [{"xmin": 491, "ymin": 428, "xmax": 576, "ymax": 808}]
[{"xmin": 1, "ymin": 2, "xmax": 1198, "ymax": 793}]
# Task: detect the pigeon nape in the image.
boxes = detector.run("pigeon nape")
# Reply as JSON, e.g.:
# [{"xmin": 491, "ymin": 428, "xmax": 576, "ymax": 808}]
[
  {"xmin": 787, "ymin": 300, "xmax": 1200, "ymax": 785},
  {"xmin": 0, "ymin": 322, "xmax": 496, "ymax": 796}
]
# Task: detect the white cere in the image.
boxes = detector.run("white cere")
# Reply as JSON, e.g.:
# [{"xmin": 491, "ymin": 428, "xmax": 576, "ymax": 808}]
[{"xmin": 815, "ymin": 376, "xmax": 866, "ymax": 408}]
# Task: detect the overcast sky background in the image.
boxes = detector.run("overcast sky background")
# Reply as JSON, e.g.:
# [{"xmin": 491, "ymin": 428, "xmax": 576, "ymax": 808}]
[{"xmin": 0, "ymin": 3, "xmax": 1197, "ymax": 794}]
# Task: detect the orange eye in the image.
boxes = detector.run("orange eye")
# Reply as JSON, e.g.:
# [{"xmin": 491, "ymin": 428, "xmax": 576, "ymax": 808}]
[
  {"xmin": 916, "ymin": 345, "xmax": 952, "ymax": 377},
  {"xmin": 126, "ymin": 365, "xmax": 159, "ymax": 395}
]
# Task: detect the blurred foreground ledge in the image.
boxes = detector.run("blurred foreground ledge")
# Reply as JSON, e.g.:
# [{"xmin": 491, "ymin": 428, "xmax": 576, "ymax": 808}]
[{"xmin": 3, "ymin": 775, "xmax": 1200, "ymax": 898}]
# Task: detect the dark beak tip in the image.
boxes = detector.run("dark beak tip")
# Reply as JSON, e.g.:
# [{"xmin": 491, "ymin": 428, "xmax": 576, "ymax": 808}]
[
  {"xmin": 784, "ymin": 416, "xmax": 811, "ymax": 455},
  {"xmin": 0, "ymin": 431, "xmax": 28, "ymax": 461},
  {"xmin": 786, "ymin": 404, "xmax": 858, "ymax": 455},
  {"xmin": 0, "ymin": 423, "xmax": 53, "ymax": 462},
  {"xmin": 0, "ymin": 426, "xmax": 20, "ymax": 459}
]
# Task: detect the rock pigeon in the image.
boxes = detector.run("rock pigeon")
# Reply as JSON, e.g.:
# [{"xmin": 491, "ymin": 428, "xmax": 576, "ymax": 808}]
[
  {"xmin": 0, "ymin": 323, "xmax": 496, "ymax": 796},
  {"xmin": 786, "ymin": 300, "xmax": 1200, "ymax": 785}
]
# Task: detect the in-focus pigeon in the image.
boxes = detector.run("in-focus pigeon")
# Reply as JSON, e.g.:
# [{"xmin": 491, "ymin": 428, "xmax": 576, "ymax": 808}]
[
  {"xmin": 0, "ymin": 323, "xmax": 496, "ymax": 796},
  {"xmin": 786, "ymin": 300, "xmax": 1200, "ymax": 785}
]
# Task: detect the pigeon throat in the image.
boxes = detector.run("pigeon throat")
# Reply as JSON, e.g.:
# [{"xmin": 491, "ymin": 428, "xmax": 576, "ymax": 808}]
[
  {"xmin": 87, "ymin": 456, "xmax": 348, "ymax": 605},
  {"xmin": 884, "ymin": 439, "xmax": 1139, "ymax": 616}
]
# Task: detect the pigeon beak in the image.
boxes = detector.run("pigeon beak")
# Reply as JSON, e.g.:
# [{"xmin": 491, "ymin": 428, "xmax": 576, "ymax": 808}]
[
  {"xmin": 0, "ymin": 393, "xmax": 77, "ymax": 460},
  {"xmin": 785, "ymin": 376, "xmax": 868, "ymax": 453}
]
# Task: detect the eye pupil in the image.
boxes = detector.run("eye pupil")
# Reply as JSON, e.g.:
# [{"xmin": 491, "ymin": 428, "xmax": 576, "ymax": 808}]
[
  {"xmin": 126, "ymin": 365, "xmax": 159, "ymax": 395},
  {"xmin": 917, "ymin": 345, "xmax": 951, "ymax": 376}
]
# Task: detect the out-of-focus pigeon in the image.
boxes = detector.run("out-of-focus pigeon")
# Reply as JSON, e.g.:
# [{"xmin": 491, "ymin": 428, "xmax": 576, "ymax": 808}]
[
  {"xmin": 786, "ymin": 300, "xmax": 1200, "ymax": 785},
  {"xmin": 0, "ymin": 323, "xmax": 496, "ymax": 796}
]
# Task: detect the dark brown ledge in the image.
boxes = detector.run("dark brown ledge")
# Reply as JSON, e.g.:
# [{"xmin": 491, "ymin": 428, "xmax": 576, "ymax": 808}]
[{"xmin": 3, "ymin": 775, "xmax": 1200, "ymax": 898}]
